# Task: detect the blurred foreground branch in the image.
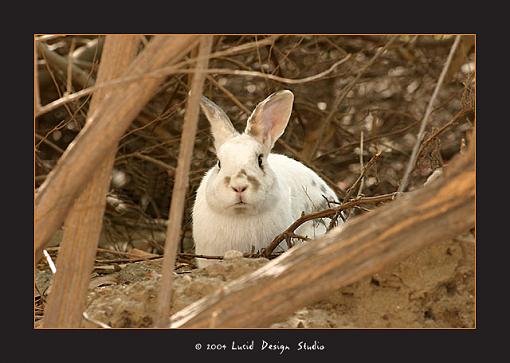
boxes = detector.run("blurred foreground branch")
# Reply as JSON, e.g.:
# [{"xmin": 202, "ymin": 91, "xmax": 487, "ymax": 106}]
[
  {"xmin": 155, "ymin": 36, "xmax": 214, "ymax": 327},
  {"xmin": 42, "ymin": 36, "xmax": 141, "ymax": 328},
  {"xmin": 35, "ymin": 35, "xmax": 200, "ymax": 263}
]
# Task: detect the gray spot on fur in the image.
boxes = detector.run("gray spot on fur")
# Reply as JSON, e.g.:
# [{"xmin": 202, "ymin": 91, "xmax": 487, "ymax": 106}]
[
  {"xmin": 247, "ymin": 175, "xmax": 260, "ymax": 190},
  {"xmin": 224, "ymin": 176, "xmax": 231, "ymax": 186},
  {"xmin": 311, "ymin": 180, "xmax": 317, "ymax": 187},
  {"xmin": 246, "ymin": 123, "xmax": 260, "ymax": 138},
  {"xmin": 320, "ymin": 184, "xmax": 327, "ymax": 193},
  {"xmin": 234, "ymin": 207, "xmax": 247, "ymax": 214}
]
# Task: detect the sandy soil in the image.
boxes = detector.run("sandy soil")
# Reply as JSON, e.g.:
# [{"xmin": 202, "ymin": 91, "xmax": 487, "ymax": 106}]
[{"xmin": 36, "ymin": 234, "xmax": 475, "ymax": 328}]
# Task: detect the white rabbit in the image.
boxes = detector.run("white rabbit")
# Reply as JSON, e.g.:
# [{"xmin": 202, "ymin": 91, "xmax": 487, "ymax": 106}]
[{"xmin": 192, "ymin": 90, "xmax": 340, "ymax": 266}]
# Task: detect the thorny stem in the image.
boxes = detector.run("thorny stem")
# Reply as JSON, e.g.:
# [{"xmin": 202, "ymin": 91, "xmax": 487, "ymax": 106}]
[
  {"xmin": 398, "ymin": 35, "xmax": 462, "ymax": 194},
  {"xmin": 264, "ymin": 193, "xmax": 397, "ymax": 257}
]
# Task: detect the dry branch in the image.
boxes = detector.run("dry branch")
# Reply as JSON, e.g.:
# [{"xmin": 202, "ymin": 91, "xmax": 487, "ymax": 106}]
[
  {"xmin": 132, "ymin": 153, "xmax": 176, "ymax": 177},
  {"xmin": 170, "ymin": 142, "xmax": 474, "ymax": 328},
  {"xmin": 398, "ymin": 35, "xmax": 462, "ymax": 193},
  {"xmin": 186, "ymin": 55, "xmax": 350, "ymax": 84},
  {"xmin": 310, "ymin": 36, "xmax": 397, "ymax": 159},
  {"xmin": 36, "ymin": 36, "xmax": 278, "ymax": 117},
  {"xmin": 37, "ymin": 42, "xmax": 95, "ymax": 90},
  {"xmin": 35, "ymin": 35, "xmax": 200, "ymax": 263},
  {"xmin": 263, "ymin": 193, "xmax": 396, "ymax": 257},
  {"xmin": 418, "ymin": 108, "xmax": 471, "ymax": 157},
  {"xmin": 34, "ymin": 42, "xmax": 41, "ymax": 111},
  {"xmin": 155, "ymin": 36, "xmax": 214, "ymax": 327},
  {"xmin": 42, "ymin": 36, "xmax": 140, "ymax": 328},
  {"xmin": 343, "ymin": 150, "xmax": 383, "ymax": 202}
]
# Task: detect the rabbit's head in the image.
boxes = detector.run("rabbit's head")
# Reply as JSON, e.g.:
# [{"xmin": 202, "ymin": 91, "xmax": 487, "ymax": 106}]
[{"xmin": 199, "ymin": 90, "xmax": 294, "ymax": 216}]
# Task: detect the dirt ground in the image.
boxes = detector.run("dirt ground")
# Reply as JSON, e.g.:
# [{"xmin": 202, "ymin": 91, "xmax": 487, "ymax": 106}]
[{"xmin": 36, "ymin": 232, "xmax": 475, "ymax": 329}]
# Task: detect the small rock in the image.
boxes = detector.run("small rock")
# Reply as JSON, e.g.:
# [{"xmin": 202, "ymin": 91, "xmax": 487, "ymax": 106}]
[
  {"xmin": 223, "ymin": 250, "xmax": 244, "ymax": 260},
  {"xmin": 246, "ymin": 84, "xmax": 256, "ymax": 93}
]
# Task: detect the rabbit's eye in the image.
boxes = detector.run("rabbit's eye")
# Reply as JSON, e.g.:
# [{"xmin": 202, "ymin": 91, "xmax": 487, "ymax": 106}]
[
  {"xmin": 217, "ymin": 160, "xmax": 221, "ymax": 169},
  {"xmin": 257, "ymin": 154, "xmax": 263, "ymax": 169}
]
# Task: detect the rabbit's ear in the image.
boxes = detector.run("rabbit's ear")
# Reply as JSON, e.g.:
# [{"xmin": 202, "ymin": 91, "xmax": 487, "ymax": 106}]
[
  {"xmin": 200, "ymin": 96, "xmax": 239, "ymax": 150},
  {"xmin": 245, "ymin": 90, "xmax": 294, "ymax": 149}
]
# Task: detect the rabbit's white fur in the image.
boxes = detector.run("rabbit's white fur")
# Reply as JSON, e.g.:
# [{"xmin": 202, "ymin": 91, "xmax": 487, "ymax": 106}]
[{"xmin": 193, "ymin": 90, "xmax": 339, "ymax": 265}]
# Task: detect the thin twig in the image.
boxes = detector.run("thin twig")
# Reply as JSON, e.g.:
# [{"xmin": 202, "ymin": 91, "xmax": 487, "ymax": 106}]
[
  {"xmin": 314, "ymin": 114, "xmax": 422, "ymax": 161},
  {"xmin": 173, "ymin": 56, "xmax": 350, "ymax": 84},
  {"xmin": 43, "ymin": 249, "xmax": 57, "ymax": 274},
  {"xmin": 39, "ymin": 43, "xmax": 78, "ymax": 124},
  {"xmin": 66, "ymin": 38, "xmax": 77, "ymax": 95},
  {"xmin": 82, "ymin": 312, "xmax": 111, "ymax": 328},
  {"xmin": 95, "ymin": 256, "xmax": 163, "ymax": 264},
  {"xmin": 35, "ymin": 34, "xmax": 68, "ymax": 42},
  {"xmin": 34, "ymin": 44, "xmax": 41, "ymax": 111},
  {"xmin": 356, "ymin": 131, "xmax": 365, "ymax": 198},
  {"xmin": 310, "ymin": 36, "xmax": 397, "ymax": 159},
  {"xmin": 343, "ymin": 150, "xmax": 383, "ymax": 202},
  {"xmin": 46, "ymin": 246, "xmax": 163, "ymax": 260},
  {"xmin": 36, "ymin": 52, "xmax": 350, "ymax": 118},
  {"xmin": 398, "ymin": 35, "xmax": 462, "ymax": 193},
  {"xmin": 35, "ymin": 175, "xmax": 47, "ymax": 183},
  {"xmin": 207, "ymin": 75, "xmax": 251, "ymax": 114},
  {"xmin": 37, "ymin": 41, "xmax": 95, "ymax": 90},
  {"xmin": 179, "ymin": 253, "xmax": 224, "ymax": 260},
  {"xmin": 35, "ymin": 37, "xmax": 277, "ymax": 117},
  {"xmin": 418, "ymin": 108, "xmax": 470, "ymax": 157},
  {"xmin": 35, "ymin": 133, "xmax": 65, "ymax": 154},
  {"xmin": 345, "ymin": 131, "xmax": 367, "ymax": 220},
  {"xmin": 132, "ymin": 153, "xmax": 176, "ymax": 176}
]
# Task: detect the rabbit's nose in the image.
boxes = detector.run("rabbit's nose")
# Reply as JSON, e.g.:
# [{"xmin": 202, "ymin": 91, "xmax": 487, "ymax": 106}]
[{"xmin": 232, "ymin": 185, "xmax": 248, "ymax": 193}]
